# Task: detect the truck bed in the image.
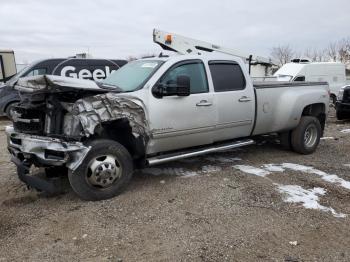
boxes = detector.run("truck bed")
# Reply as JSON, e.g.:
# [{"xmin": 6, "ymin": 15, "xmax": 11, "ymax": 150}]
[{"xmin": 252, "ymin": 81, "xmax": 329, "ymax": 136}]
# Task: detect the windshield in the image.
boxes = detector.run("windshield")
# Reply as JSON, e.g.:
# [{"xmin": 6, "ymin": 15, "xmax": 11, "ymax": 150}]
[
  {"xmin": 275, "ymin": 74, "xmax": 293, "ymax": 81},
  {"xmin": 102, "ymin": 60, "xmax": 163, "ymax": 91}
]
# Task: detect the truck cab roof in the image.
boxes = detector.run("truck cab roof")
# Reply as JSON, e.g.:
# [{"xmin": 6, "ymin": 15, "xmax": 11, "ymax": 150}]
[{"xmin": 138, "ymin": 53, "xmax": 246, "ymax": 65}]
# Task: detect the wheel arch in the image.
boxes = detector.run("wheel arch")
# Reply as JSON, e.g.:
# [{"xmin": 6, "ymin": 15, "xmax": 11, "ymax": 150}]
[
  {"xmin": 4, "ymin": 100, "xmax": 20, "ymax": 112},
  {"xmin": 92, "ymin": 118, "xmax": 147, "ymax": 167},
  {"xmin": 301, "ymin": 103, "xmax": 326, "ymax": 133}
]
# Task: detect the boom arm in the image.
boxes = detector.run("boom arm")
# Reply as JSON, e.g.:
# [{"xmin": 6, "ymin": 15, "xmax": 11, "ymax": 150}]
[{"xmin": 153, "ymin": 29, "xmax": 276, "ymax": 68}]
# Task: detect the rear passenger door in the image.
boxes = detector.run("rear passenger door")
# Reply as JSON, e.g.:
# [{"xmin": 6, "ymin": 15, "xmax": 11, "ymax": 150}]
[{"xmin": 209, "ymin": 61, "xmax": 255, "ymax": 141}]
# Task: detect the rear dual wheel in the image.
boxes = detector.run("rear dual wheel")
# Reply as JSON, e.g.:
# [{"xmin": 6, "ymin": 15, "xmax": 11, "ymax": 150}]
[
  {"xmin": 280, "ymin": 116, "xmax": 321, "ymax": 154},
  {"xmin": 68, "ymin": 139, "xmax": 133, "ymax": 201}
]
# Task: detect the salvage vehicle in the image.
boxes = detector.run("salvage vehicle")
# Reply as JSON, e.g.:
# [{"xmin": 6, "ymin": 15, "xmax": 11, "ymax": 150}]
[
  {"xmin": 6, "ymin": 30, "xmax": 330, "ymax": 201},
  {"xmin": 0, "ymin": 58, "xmax": 127, "ymax": 118},
  {"xmin": 336, "ymin": 85, "xmax": 350, "ymax": 120}
]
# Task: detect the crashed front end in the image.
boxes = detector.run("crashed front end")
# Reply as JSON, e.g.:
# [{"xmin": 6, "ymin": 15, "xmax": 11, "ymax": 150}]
[{"xmin": 6, "ymin": 75, "xmax": 148, "ymax": 193}]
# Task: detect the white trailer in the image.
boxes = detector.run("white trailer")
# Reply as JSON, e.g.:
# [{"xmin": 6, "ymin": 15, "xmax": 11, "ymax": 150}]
[{"xmin": 0, "ymin": 50, "xmax": 17, "ymax": 83}]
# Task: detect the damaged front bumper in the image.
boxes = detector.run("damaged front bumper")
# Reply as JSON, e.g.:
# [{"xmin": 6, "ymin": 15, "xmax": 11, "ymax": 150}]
[{"xmin": 6, "ymin": 126, "xmax": 90, "ymax": 171}]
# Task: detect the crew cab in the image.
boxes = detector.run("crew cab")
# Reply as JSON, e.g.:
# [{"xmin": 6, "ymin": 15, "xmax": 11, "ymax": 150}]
[{"xmin": 6, "ymin": 31, "xmax": 330, "ymax": 201}]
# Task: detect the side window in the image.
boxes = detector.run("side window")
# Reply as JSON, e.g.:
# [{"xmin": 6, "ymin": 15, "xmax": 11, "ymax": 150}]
[
  {"xmin": 209, "ymin": 63, "xmax": 246, "ymax": 92},
  {"xmin": 294, "ymin": 76, "xmax": 305, "ymax": 82},
  {"xmin": 25, "ymin": 68, "xmax": 47, "ymax": 77},
  {"xmin": 161, "ymin": 62, "xmax": 208, "ymax": 94}
]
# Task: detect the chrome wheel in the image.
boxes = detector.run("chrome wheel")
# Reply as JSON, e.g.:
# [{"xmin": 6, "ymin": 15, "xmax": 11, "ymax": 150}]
[
  {"xmin": 86, "ymin": 155, "xmax": 121, "ymax": 188},
  {"xmin": 304, "ymin": 125, "xmax": 318, "ymax": 148}
]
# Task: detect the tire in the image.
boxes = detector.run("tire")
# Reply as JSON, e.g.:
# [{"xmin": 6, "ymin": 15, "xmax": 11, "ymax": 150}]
[
  {"xmin": 5, "ymin": 102, "xmax": 19, "ymax": 120},
  {"xmin": 68, "ymin": 139, "xmax": 133, "ymax": 201},
  {"xmin": 291, "ymin": 116, "xmax": 322, "ymax": 154},
  {"xmin": 279, "ymin": 131, "xmax": 292, "ymax": 150},
  {"xmin": 336, "ymin": 110, "xmax": 349, "ymax": 120}
]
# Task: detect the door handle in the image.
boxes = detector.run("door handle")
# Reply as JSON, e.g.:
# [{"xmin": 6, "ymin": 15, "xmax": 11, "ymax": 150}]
[
  {"xmin": 238, "ymin": 96, "xmax": 252, "ymax": 102},
  {"xmin": 196, "ymin": 100, "xmax": 212, "ymax": 107}
]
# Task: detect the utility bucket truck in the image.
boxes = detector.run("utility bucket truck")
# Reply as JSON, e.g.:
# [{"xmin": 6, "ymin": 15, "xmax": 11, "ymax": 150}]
[{"xmin": 6, "ymin": 29, "xmax": 330, "ymax": 201}]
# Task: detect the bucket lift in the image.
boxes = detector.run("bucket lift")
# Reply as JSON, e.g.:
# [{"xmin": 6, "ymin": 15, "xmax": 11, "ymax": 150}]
[{"xmin": 153, "ymin": 29, "xmax": 276, "ymax": 74}]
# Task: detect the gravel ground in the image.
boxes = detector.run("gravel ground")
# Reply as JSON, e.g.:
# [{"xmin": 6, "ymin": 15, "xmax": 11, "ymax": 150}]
[{"xmin": 0, "ymin": 109, "xmax": 350, "ymax": 262}]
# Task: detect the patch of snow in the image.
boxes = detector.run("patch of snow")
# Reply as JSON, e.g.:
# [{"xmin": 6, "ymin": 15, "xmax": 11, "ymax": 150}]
[
  {"xmin": 233, "ymin": 165, "xmax": 270, "ymax": 177},
  {"xmin": 320, "ymin": 137, "xmax": 335, "ymax": 140},
  {"xmin": 262, "ymin": 164, "xmax": 285, "ymax": 172},
  {"xmin": 340, "ymin": 129, "xmax": 350, "ymax": 134},
  {"xmin": 281, "ymin": 163, "xmax": 350, "ymax": 190},
  {"xmin": 276, "ymin": 184, "xmax": 346, "ymax": 218}
]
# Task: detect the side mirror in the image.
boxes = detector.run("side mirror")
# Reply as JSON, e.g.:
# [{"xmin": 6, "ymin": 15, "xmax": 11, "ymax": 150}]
[{"xmin": 152, "ymin": 75, "xmax": 191, "ymax": 98}]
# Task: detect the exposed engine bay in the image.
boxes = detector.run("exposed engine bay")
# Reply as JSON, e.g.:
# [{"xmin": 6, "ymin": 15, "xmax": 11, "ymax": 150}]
[{"xmin": 7, "ymin": 75, "xmax": 149, "ymax": 174}]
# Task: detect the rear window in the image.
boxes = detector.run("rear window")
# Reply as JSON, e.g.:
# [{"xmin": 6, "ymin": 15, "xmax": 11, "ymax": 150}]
[{"xmin": 209, "ymin": 62, "xmax": 246, "ymax": 92}]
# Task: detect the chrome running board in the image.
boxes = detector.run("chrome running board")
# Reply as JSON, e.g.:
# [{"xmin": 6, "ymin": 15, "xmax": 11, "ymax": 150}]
[{"xmin": 147, "ymin": 139, "xmax": 254, "ymax": 166}]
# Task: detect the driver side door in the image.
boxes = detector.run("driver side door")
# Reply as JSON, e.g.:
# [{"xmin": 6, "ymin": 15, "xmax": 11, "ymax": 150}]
[{"xmin": 147, "ymin": 60, "xmax": 216, "ymax": 154}]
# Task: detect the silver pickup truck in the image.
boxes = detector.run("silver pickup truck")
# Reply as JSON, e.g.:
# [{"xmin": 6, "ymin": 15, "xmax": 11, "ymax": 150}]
[{"xmin": 6, "ymin": 53, "xmax": 330, "ymax": 200}]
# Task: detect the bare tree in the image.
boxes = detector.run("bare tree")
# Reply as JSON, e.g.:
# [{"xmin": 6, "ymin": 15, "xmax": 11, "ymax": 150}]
[
  {"xmin": 326, "ymin": 42, "xmax": 338, "ymax": 61},
  {"xmin": 270, "ymin": 45, "xmax": 295, "ymax": 66},
  {"xmin": 338, "ymin": 38, "xmax": 350, "ymax": 63},
  {"xmin": 304, "ymin": 48, "xmax": 326, "ymax": 62},
  {"xmin": 271, "ymin": 37, "xmax": 350, "ymax": 66}
]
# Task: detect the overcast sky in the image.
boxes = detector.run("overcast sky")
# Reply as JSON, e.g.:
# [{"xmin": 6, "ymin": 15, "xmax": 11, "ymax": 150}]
[{"xmin": 1, "ymin": 0, "xmax": 349, "ymax": 64}]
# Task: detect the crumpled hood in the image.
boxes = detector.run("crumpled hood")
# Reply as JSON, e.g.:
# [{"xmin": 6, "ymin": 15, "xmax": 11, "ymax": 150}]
[{"xmin": 14, "ymin": 75, "xmax": 103, "ymax": 93}]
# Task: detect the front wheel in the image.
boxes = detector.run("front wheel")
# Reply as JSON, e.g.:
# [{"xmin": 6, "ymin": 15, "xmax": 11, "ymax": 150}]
[
  {"xmin": 68, "ymin": 139, "xmax": 133, "ymax": 201},
  {"xmin": 291, "ymin": 116, "xmax": 321, "ymax": 154},
  {"xmin": 5, "ymin": 102, "xmax": 19, "ymax": 120}
]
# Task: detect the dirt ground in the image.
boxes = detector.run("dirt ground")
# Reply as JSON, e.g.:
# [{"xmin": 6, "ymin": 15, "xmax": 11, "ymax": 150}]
[{"xmin": 0, "ymin": 109, "xmax": 350, "ymax": 262}]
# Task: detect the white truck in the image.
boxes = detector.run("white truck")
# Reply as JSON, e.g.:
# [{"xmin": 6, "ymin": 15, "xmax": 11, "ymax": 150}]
[
  {"xmin": 273, "ymin": 61, "xmax": 346, "ymax": 104},
  {"xmin": 6, "ymin": 30, "xmax": 330, "ymax": 200}
]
